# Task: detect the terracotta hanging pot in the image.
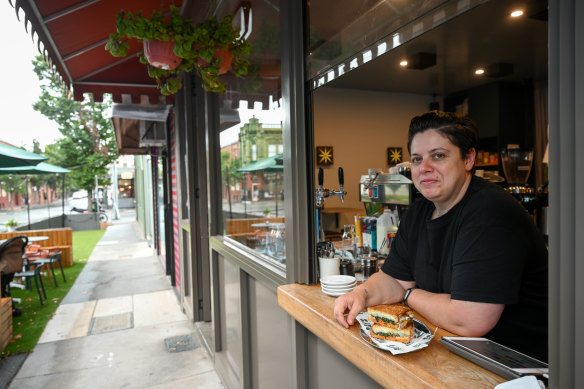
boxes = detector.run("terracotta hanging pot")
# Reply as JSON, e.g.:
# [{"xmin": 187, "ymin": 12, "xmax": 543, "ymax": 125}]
[
  {"xmin": 216, "ymin": 47, "xmax": 233, "ymax": 75},
  {"xmin": 197, "ymin": 47, "xmax": 233, "ymax": 75},
  {"xmin": 143, "ymin": 39, "xmax": 182, "ymax": 70}
]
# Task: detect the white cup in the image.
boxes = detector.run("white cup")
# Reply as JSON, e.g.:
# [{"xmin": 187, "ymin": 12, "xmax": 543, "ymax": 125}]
[{"xmin": 319, "ymin": 256, "xmax": 341, "ymax": 278}]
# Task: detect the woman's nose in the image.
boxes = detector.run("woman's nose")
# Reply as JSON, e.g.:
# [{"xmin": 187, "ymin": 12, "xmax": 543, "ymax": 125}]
[{"xmin": 418, "ymin": 159, "xmax": 433, "ymax": 172}]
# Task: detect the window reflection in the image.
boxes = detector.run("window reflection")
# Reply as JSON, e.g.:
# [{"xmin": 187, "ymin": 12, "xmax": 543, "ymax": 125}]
[
  {"xmin": 216, "ymin": 0, "xmax": 284, "ymax": 266},
  {"xmin": 220, "ymin": 104, "xmax": 285, "ymax": 264}
]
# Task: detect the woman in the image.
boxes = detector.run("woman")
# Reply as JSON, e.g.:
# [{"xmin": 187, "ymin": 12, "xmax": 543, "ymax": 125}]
[{"xmin": 334, "ymin": 111, "xmax": 548, "ymax": 361}]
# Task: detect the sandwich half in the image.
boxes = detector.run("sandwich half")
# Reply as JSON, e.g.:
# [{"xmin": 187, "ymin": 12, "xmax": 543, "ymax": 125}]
[
  {"xmin": 367, "ymin": 304, "xmax": 414, "ymax": 329},
  {"xmin": 370, "ymin": 323, "xmax": 415, "ymax": 343}
]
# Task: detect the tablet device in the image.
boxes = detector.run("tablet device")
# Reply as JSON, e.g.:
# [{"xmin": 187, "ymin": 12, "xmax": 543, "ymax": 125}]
[{"xmin": 440, "ymin": 337, "xmax": 548, "ymax": 380}]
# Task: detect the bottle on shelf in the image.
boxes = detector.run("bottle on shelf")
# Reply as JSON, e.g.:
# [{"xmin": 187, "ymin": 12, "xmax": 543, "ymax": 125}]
[{"xmin": 376, "ymin": 208, "xmax": 398, "ymax": 255}]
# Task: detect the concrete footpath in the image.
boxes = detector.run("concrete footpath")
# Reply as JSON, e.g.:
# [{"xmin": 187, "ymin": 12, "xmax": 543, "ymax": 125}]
[{"xmin": 2, "ymin": 210, "xmax": 222, "ymax": 388}]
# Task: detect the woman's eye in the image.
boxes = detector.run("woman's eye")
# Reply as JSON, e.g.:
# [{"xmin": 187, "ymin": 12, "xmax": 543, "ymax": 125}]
[
  {"xmin": 411, "ymin": 157, "xmax": 422, "ymax": 164},
  {"xmin": 433, "ymin": 153, "xmax": 445, "ymax": 160}
]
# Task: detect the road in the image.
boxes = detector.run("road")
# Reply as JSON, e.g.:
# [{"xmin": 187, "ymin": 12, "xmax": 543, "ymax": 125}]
[{"xmin": 0, "ymin": 199, "xmax": 106, "ymax": 231}]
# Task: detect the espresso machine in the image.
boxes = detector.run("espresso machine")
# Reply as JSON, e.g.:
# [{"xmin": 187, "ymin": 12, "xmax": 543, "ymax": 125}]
[
  {"xmin": 501, "ymin": 148, "xmax": 537, "ymax": 212},
  {"xmin": 358, "ymin": 164, "xmax": 421, "ymax": 218},
  {"xmin": 500, "ymin": 147, "xmax": 548, "ymax": 238}
]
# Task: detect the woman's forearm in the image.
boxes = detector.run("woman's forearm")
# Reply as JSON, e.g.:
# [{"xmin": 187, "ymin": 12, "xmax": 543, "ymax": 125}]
[
  {"xmin": 405, "ymin": 288, "xmax": 504, "ymax": 336},
  {"xmin": 357, "ymin": 272, "xmax": 413, "ymax": 306}
]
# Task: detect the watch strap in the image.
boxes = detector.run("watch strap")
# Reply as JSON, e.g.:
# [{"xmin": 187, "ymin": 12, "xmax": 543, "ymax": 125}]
[{"xmin": 402, "ymin": 287, "xmax": 417, "ymax": 307}]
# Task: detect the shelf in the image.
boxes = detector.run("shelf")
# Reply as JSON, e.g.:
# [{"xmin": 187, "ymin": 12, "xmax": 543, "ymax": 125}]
[{"xmin": 476, "ymin": 163, "xmax": 499, "ymax": 167}]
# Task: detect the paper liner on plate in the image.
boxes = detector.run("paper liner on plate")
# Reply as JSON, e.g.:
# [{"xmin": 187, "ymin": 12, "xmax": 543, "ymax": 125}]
[{"xmin": 356, "ymin": 312, "xmax": 434, "ymax": 355}]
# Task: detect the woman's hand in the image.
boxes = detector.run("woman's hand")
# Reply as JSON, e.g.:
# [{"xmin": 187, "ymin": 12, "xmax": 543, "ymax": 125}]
[
  {"xmin": 333, "ymin": 286, "xmax": 367, "ymax": 328},
  {"xmin": 333, "ymin": 272, "xmax": 411, "ymax": 328}
]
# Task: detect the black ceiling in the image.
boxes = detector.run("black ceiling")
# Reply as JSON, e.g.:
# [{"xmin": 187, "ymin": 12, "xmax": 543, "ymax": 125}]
[{"xmin": 325, "ymin": 0, "xmax": 548, "ymax": 97}]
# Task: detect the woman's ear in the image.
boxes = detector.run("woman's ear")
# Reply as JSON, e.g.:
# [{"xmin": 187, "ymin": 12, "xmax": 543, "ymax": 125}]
[{"xmin": 465, "ymin": 148, "xmax": 476, "ymax": 171}]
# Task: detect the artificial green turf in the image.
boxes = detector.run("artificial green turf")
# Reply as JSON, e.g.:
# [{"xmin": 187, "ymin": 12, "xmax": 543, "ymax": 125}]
[{"xmin": 1, "ymin": 229, "xmax": 105, "ymax": 357}]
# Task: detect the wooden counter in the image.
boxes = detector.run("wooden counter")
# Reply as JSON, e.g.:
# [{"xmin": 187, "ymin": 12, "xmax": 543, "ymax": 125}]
[{"xmin": 277, "ymin": 283, "xmax": 506, "ymax": 389}]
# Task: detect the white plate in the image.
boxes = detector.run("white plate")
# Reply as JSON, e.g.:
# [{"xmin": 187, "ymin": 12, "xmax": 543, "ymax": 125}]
[
  {"xmin": 320, "ymin": 275, "xmax": 356, "ymax": 285},
  {"xmin": 321, "ymin": 286, "xmax": 355, "ymax": 294},
  {"xmin": 321, "ymin": 288, "xmax": 354, "ymax": 297},
  {"xmin": 320, "ymin": 281, "xmax": 357, "ymax": 289}
]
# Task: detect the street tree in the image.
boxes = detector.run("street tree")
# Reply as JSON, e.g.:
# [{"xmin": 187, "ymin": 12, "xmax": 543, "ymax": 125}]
[
  {"xmin": 32, "ymin": 56, "xmax": 119, "ymax": 209},
  {"xmin": 27, "ymin": 139, "xmax": 61, "ymax": 204},
  {"xmin": 221, "ymin": 150, "xmax": 242, "ymax": 218}
]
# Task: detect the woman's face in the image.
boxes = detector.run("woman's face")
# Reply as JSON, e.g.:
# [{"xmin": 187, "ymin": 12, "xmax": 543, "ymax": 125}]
[{"xmin": 410, "ymin": 129, "xmax": 475, "ymax": 208}]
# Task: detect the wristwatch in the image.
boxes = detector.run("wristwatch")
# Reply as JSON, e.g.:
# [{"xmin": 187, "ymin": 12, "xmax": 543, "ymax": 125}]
[{"xmin": 402, "ymin": 287, "xmax": 418, "ymax": 307}]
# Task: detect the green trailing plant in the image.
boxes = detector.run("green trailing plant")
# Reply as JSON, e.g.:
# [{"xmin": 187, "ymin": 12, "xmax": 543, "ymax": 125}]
[{"xmin": 105, "ymin": 5, "xmax": 251, "ymax": 94}]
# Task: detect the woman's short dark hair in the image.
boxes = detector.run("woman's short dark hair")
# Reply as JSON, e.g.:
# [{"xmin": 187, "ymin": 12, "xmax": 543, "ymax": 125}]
[{"xmin": 407, "ymin": 111, "xmax": 480, "ymax": 164}]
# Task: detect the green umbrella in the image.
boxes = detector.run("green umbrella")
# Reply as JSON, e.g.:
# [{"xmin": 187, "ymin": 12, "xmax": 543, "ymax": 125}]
[
  {"xmin": 0, "ymin": 162, "xmax": 71, "ymax": 175},
  {"xmin": 0, "ymin": 143, "xmax": 48, "ymax": 168},
  {"xmin": 237, "ymin": 154, "xmax": 283, "ymax": 172},
  {"xmin": 238, "ymin": 154, "xmax": 284, "ymax": 218}
]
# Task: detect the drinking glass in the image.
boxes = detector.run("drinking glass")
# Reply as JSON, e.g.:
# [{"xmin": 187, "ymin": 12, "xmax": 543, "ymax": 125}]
[{"xmin": 341, "ymin": 225, "xmax": 355, "ymax": 260}]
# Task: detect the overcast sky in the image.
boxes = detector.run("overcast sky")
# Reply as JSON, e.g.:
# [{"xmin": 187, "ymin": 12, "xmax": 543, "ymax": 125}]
[{"xmin": 0, "ymin": 2, "xmax": 61, "ymax": 150}]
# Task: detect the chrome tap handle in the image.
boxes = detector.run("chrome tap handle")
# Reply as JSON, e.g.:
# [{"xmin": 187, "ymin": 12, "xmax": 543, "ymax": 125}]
[
  {"xmin": 315, "ymin": 167, "xmax": 324, "ymax": 208},
  {"xmin": 338, "ymin": 167, "xmax": 346, "ymax": 203}
]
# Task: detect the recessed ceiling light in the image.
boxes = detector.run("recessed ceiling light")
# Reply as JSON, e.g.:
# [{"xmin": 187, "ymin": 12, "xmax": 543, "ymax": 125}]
[
  {"xmin": 399, "ymin": 53, "xmax": 436, "ymax": 69},
  {"xmin": 510, "ymin": 10, "xmax": 524, "ymax": 17},
  {"xmin": 474, "ymin": 63, "xmax": 514, "ymax": 77}
]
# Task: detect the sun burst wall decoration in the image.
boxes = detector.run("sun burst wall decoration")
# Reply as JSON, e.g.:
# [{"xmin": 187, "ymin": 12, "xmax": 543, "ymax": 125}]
[
  {"xmin": 316, "ymin": 146, "xmax": 334, "ymax": 165},
  {"xmin": 387, "ymin": 147, "xmax": 403, "ymax": 166}
]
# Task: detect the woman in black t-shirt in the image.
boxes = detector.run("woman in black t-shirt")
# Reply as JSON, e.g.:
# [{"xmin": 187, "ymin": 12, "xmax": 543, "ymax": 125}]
[{"xmin": 333, "ymin": 111, "xmax": 548, "ymax": 362}]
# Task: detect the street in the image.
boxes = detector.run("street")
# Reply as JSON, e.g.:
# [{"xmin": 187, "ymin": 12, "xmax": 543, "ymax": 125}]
[{"xmin": 0, "ymin": 198, "xmax": 109, "ymax": 231}]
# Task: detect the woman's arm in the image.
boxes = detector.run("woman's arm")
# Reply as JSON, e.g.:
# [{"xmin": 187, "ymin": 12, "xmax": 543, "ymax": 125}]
[
  {"xmin": 406, "ymin": 288, "xmax": 504, "ymax": 336},
  {"xmin": 333, "ymin": 271, "xmax": 415, "ymax": 328}
]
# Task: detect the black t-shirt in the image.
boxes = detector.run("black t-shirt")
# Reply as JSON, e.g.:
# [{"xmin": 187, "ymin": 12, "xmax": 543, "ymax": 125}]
[{"xmin": 382, "ymin": 176, "xmax": 548, "ymax": 362}]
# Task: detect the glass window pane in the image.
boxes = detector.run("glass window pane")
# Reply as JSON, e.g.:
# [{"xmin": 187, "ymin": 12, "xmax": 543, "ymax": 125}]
[
  {"xmin": 216, "ymin": 0, "xmax": 286, "ymax": 267},
  {"xmin": 307, "ymin": 0, "xmax": 484, "ymax": 83}
]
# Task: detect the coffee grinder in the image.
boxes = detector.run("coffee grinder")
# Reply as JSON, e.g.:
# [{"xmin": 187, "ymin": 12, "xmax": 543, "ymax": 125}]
[{"xmin": 500, "ymin": 147, "xmax": 539, "ymax": 216}]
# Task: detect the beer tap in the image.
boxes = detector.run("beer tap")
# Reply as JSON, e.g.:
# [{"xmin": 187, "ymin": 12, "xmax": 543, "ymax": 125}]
[
  {"xmin": 336, "ymin": 167, "xmax": 346, "ymax": 203},
  {"xmin": 315, "ymin": 167, "xmax": 347, "ymax": 209}
]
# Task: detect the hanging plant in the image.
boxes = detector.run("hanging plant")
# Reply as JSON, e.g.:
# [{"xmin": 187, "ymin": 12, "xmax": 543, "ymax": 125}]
[{"xmin": 105, "ymin": 5, "xmax": 251, "ymax": 94}]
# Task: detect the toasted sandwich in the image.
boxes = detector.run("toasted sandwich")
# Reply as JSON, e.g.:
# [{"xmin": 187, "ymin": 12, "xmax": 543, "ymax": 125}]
[
  {"xmin": 367, "ymin": 304, "xmax": 414, "ymax": 329},
  {"xmin": 370, "ymin": 323, "xmax": 415, "ymax": 343}
]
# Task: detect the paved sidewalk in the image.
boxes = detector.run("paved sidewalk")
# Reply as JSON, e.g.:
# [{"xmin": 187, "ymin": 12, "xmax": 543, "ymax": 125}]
[{"xmin": 5, "ymin": 211, "xmax": 222, "ymax": 388}]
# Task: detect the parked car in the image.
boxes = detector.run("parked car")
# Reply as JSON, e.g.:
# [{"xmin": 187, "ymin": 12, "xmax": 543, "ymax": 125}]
[{"xmin": 70, "ymin": 190, "xmax": 88, "ymax": 210}]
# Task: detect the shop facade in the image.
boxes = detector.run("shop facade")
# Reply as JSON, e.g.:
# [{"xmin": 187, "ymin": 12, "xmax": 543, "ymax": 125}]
[{"xmin": 11, "ymin": 0, "xmax": 583, "ymax": 387}]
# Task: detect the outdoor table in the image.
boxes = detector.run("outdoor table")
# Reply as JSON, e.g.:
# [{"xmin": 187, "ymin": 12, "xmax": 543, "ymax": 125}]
[
  {"xmin": 250, "ymin": 222, "xmax": 286, "ymax": 229},
  {"xmin": 0, "ymin": 236, "xmax": 49, "ymax": 245},
  {"xmin": 27, "ymin": 236, "xmax": 49, "ymax": 243}
]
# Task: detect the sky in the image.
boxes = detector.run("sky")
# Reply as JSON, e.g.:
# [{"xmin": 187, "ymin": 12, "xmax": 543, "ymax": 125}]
[{"xmin": 0, "ymin": 2, "xmax": 61, "ymax": 150}]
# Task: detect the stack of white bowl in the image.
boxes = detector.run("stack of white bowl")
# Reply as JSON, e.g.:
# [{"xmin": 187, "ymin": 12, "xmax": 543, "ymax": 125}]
[{"xmin": 320, "ymin": 275, "xmax": 356, "ymax": 297}]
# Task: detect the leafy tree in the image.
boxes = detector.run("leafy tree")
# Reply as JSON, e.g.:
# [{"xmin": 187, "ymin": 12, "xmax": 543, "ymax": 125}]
[
  {"xmin": 221, "ymin": 150, "xmax": 242, "ymax": 217},
  {"xmin": 26, "ymin": 139, "xmax": 61, "ymax": 204},
  {"xmin": 32, "ymin": 56, "xmax": 119, "ymax": 208}
]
